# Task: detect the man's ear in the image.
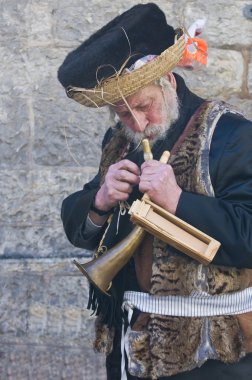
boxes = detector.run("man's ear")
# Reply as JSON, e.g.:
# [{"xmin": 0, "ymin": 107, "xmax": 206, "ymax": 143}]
[{"xmin": 166, "ymin": 72, "xmax": 177, "ymax": 90}]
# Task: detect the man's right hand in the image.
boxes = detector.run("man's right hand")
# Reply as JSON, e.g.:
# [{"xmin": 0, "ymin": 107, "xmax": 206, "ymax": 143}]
[{"xmin": 94, "ymin": 159, "xmax": 140, "ymax": 212}]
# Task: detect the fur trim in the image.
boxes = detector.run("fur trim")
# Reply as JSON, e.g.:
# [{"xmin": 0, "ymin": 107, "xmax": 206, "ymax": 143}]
[{"xmin": 93, "ymin": 315, "xmax": 115, "ymax": 355}]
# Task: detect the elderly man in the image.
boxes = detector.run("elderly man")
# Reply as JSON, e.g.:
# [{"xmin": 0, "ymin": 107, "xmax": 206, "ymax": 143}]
[{"xmin": 58, "ymin": 3, "xmax": 252, "ymax": 380}]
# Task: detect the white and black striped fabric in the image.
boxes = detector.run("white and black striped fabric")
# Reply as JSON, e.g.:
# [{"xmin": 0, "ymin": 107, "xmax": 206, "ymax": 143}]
[{"xmin": 123, "ymin": 287, "xmax": 252, "ymax": 317}]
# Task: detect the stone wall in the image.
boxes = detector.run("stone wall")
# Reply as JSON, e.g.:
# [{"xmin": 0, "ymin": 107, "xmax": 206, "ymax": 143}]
[{"xmin": 0, "ymin": 0, "xmax": 251, "ymax": 379}]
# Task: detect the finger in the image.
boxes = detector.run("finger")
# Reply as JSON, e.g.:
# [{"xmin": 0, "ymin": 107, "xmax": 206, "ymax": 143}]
[
  {"xmin": 114, "ymin": 159, "xmax": 140, "ymax": 175},
  {"xmin": 141, "ymin": 162, "xmax": 172, "ymax": 176},
  {"xmin": 141, "ymin": 167, "xmax": 164, "ymax": 179},
  {"xmin": 138, "ymin": 180, "xmax": 151, "ymax": 194},
  {"xmin": 114, "ymin": 169, "xmax": 140, "ymax": 185},
  {"xmin": 141, "ymin": 162, "xmax": 165, "ymax": 176},
  {"xmin": 141, "ymin": 160, "xmax": 160, "ymax": 170},
  {"xmin": 112, "ymin": 180, "xmax": 134, "ymax": 194},
  {"xmin": 107, "ymin": 188, "xmax": 131, "ymax": 203}
]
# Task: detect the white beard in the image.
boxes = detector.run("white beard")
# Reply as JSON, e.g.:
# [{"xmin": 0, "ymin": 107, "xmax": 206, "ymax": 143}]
[{"xmin": 122, "ymin": 83, "xmax": 179, "ymax": 148}]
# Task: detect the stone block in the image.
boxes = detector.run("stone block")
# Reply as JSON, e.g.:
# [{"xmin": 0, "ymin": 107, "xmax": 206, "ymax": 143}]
[
  {"xmin": 0, "ymin": 169, "xmax": 32, "ymax": 224},
  {"xmin": 227, "ymin": 96, "xmax": 252, "ymax": 120},
  {"xmin": 183, "ymin": 0, "xmax": 252, "ymax": 47},
  {"xmin": 0, "ymin": 96, "xmax": 30, "ymax": 168},
  {"xmin": 0, "ymin": 169, "xmax": 94, "ymax": 258},
  {"xmin": 33, "ymin": 97, "xmax": 108, "ymax": 167},
  {"xmin": 52, "ymin": 0, "xmax": 138, "ymax": 44},
  {"xmin": 0, "ymin": 223, "xmax": 92, "ymax": 258},
  {"xmin": 23, "ymin": 2, "xmax": 54, "ymax": 45},
  {"xmin": 0, "ymin": 258, "xmax": 106, "ymax": 379},
  {"xmin": 0, "ymin": 167, "xmax": 96, "ymax": 226},
  {"xmin": 0, "ymin": 45, "xmax": 31, "ymax": 96},
  {"xmin": 25, "ymin": 47, "xmax": 65, "ymax": 99},
  {"xmin": 248, "ymin": 57, "xmax": 252, "ymax": 95},
  {"xmin": 175, "ymin": 48, "xmax": 243, "ymax": 98},
  {"xmin": 0, "ymin": 1, "xmax": 28, "ymax": 43}
]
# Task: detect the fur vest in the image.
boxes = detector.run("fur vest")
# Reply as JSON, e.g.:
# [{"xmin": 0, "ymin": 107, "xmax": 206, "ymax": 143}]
[{"xmin": 94, "ymin": 101, "xmax": 252, "ymax": 379}]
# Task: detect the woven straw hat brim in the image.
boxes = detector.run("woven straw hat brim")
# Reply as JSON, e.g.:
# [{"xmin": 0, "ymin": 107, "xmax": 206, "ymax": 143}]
[{"xmin": 66, "ymin": 34, "xmax": 185, "ymax": 108}]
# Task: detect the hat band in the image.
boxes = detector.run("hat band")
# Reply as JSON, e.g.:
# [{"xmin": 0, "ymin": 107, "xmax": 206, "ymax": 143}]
[{"xmin": 66, "ymin": 34, "xmax": 185, "ymax": 108}]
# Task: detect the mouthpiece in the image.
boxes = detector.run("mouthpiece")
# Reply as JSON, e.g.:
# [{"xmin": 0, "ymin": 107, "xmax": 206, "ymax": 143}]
[{"xmin": 142, "ymin": 138, "xmax": 153, "ymax": 161}]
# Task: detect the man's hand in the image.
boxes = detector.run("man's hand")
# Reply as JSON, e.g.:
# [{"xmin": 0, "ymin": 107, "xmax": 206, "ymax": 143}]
[
  {"xmin": 94, "ymin": 159, "xmax": 140, "ymax": 211},
  {"xmin": 139, "ymin": 160, "xmax": 182, "ymax": 214}
]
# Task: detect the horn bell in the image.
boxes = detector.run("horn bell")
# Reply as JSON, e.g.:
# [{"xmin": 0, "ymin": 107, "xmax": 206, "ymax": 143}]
[{"xmin": 73, "ymin": 225, "xmax": 145, "ymax": 296}]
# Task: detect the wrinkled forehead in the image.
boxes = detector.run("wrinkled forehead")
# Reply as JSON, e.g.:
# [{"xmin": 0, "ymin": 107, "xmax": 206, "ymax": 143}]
[{"xmin": 112, "ymin": 83, "xmax": 160, "ymax": 111}]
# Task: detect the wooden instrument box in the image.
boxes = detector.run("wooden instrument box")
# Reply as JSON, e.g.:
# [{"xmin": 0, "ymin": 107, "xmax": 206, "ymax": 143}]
[{"xmin": 129, "ymin": 197, "xmax": 221, "ymax": 265}]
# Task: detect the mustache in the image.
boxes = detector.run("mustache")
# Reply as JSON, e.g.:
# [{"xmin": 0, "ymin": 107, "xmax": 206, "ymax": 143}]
[
  {"xmin": 122, "ymin": 123, "xmax": 168, "ymax": 147},
  {"xmin": 125, "ymin": 124, "xmax": 165, "ymax": 139}
]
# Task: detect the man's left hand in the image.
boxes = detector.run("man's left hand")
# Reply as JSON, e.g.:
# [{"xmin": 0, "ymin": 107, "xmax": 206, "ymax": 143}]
[{"xmin": 139, "ymin": 160, "xmax": 182, "ymax": 214}]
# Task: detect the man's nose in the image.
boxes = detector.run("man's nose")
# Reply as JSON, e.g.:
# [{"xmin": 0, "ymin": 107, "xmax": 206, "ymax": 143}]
[{"xmin": 131, "ymin": 111, "xmax": 148, "ymax": 132}]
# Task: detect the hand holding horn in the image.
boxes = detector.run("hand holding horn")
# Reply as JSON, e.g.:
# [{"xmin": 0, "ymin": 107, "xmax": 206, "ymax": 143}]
[{"xmin": 73, "ymin": 139, "xmax": 170, "ymax": 296}]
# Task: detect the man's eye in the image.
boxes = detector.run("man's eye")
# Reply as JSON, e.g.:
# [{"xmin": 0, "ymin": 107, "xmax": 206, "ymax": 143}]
[
  {"xmin": 140, "ymin": 105, "xmax": 149, "ymax": 111},
  {"xmin": 139, "ymin": 102, "xmax": 152, "ymax": 112},
  {"xmin": 119, "ymin": 112, "xmax": 130, "ymax": 118}
]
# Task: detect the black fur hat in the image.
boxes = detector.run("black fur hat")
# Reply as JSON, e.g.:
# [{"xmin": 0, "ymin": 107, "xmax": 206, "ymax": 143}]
[
  {"xmin": 58, "ymin": 3, "xmax": 176, "ymax": 89},
  {"xmin": 57, "ymin": 3, "xmax": 185, "ymax": 107}
]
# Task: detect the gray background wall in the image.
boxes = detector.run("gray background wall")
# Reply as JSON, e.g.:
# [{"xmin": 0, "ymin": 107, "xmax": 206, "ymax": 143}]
[{"xmin": 0, "ymin": 0, "xmax": 251, "ymax": 379}]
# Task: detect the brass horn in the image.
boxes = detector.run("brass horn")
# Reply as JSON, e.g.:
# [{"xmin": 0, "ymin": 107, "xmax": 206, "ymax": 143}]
[
  {"xmin": 73, "ymin": 140, "xmax": 169, "ymax": 296},
  {"xmin": 73, "ymin": 225, "xmax": 145, "ymax": 296}
]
